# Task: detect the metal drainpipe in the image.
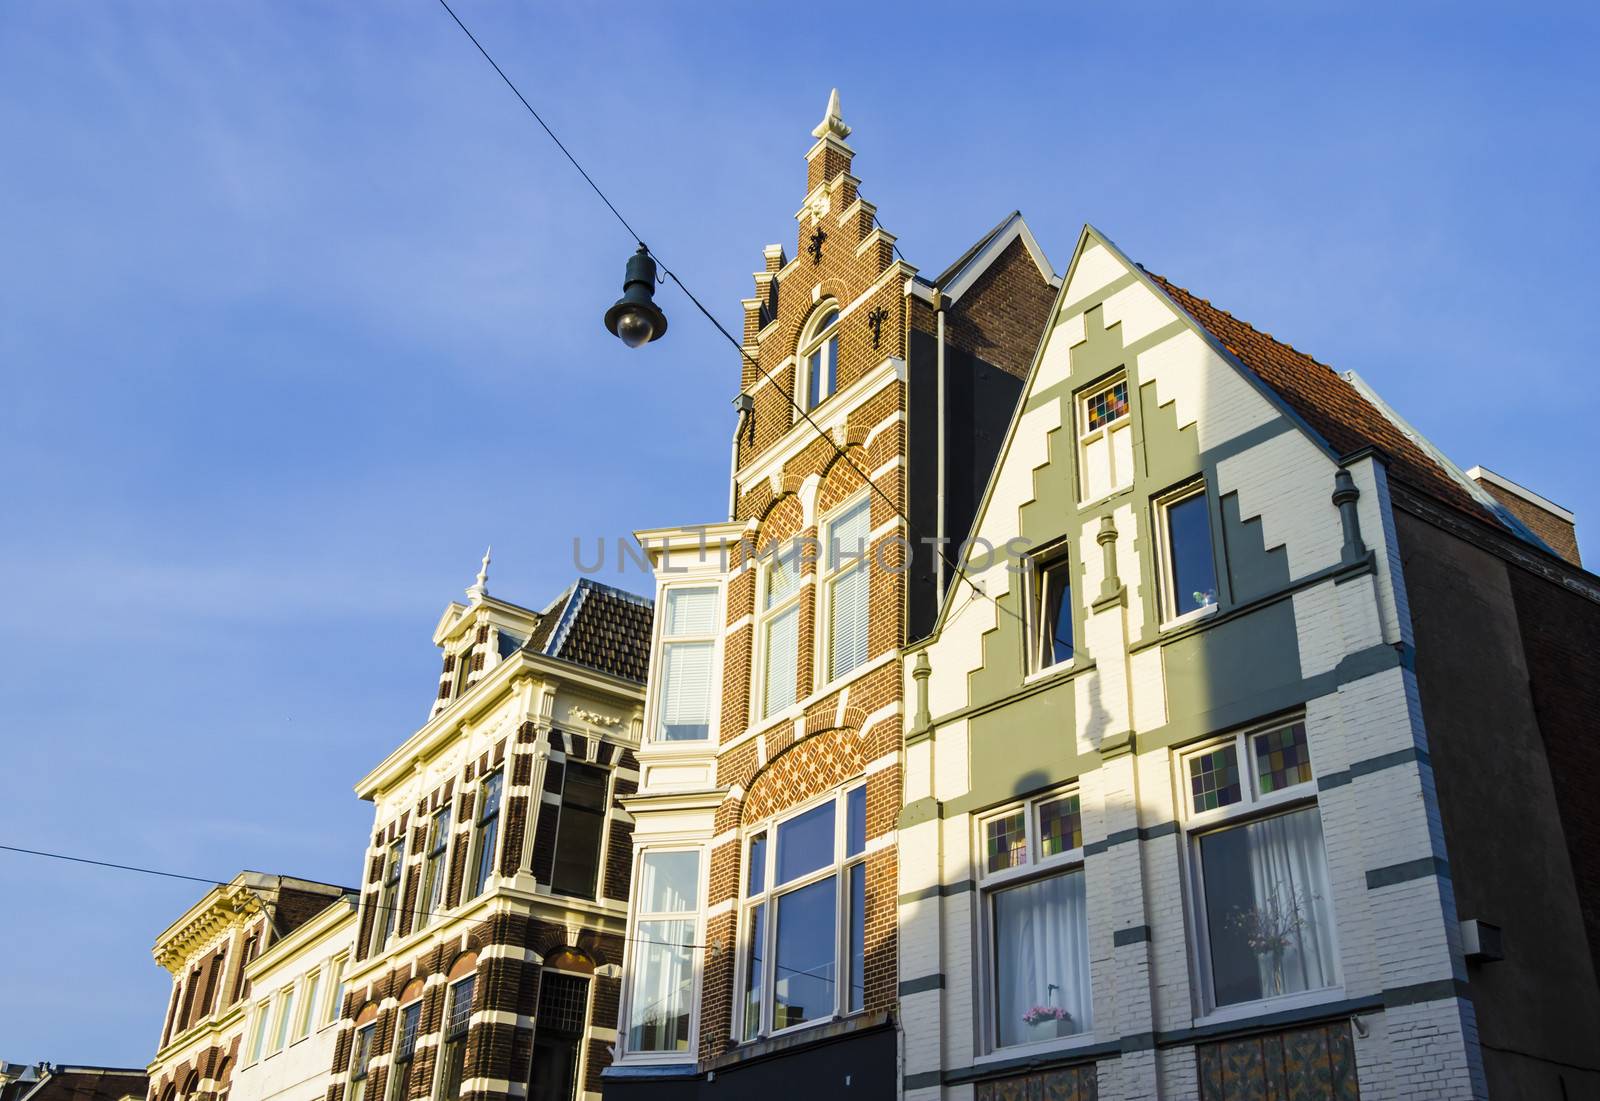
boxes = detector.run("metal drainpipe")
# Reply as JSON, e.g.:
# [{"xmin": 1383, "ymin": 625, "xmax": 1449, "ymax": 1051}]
[
  {"xmin": 935, "ymin": 292, "xmax": 948, "ymax": 600},
  {"xmin": 729, "ymin": 394, "xmax": 754, "ymax": 522}
]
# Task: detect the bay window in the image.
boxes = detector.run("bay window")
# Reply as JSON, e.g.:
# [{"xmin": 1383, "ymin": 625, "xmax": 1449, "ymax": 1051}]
[
  {"xmin": 978, "ymin": 789, "xmax": 1091, "ymax": 1050},
  {"xmin": 1182, "ymin": 719, "xmax": 1338, "ymax": 1010},
  {"xmin": 1158, "ymin": 484, "xmax": 1219, "ymax": 622},
  {"xmin": 758, "ymin": 549, "xmax": 802, "ymax": 718},
  {"xmin": 1078, "ymin": 376, "xmax": 1132, "ymax": 500},
  {"xmin": 654, "ymin": 586, "xmax": 718, "ymax": 742},
  {"xmin": 822, "ymin": 496, "xmax": 870, "ymax": 681},
  {"xmin": 468, "ymin": 770, "xmax": 503, "ymax": 899},
  {"xmin": 739, "ymin": 785, "xmax": 867, "ymax": 1039},
  {"xmin": 626, "ymin": 850, "xmax": 701, "ymax": 1056}
]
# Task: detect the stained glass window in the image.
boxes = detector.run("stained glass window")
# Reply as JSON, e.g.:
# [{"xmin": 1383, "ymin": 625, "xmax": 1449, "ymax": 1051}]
[
  {"xmin": 1189, "ymin": 745, "xmax": 1242, "ymax": 812},
  {"xmin": 1037, "ymin": 794, "xmax": 1082, "ymax": 857},
  {"xmin": 1253, "ymin": 722, "xmax": 1313, "ymax": 794},
  {"xmin": 984, "ymin": 810, "xmax": 1027, "ymax": 873},
  {"xmin": 1085, "ymin": 380, "xmax": 1129, "ymax": 431}
]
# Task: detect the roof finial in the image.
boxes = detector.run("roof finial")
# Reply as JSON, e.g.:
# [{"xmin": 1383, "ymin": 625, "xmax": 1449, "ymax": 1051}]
[
  {"xmin": 466, "ymin": 546, "xmax": 491, "ymax": 601},
  {"xmin": 812, "ymin": 87, "xmax": 851, "ymax": 141}
]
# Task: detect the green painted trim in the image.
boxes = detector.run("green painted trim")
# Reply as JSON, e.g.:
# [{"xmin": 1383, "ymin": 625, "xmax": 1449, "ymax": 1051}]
[
  {"xmin": 1318, "ymin": 745, "xmax": 1430, "ymax": 791},
  {"xmin": 1366, "ymin": 856, "xmax": 1450, "ymax": 889},
  {"xmin": 1099, "ymin": 731, "xmax": 1135, "ymax": 761},
  {"xmin": 916, "ymin": 661, "xmax": 1099, "ymax": 746},
  {"xmin": 1113, "ymin": 925, "xmax": 1152, "ymax": 946},
  {"xmin": 1090, "ymin": 585, "xmax": 1127, "ymax": 613},
  {"xmin": 898, "ymin": 797, "xmax": 941, "ymax": 829},
  {"xmin": 899, "ymin": 973, "xmax": 944, "ymax": 996},
  {"xmin": 1021, "ymin": 319, "xmax": 1190, "ymax": 413},
  {"xmin": 1056, "ymin": 270, "xmax": 1140, "ymax": 321},
  {"xmin": 897, "ymin": 879, "xmax": 973, "ymax": 906},
  {"xmin": 1127, "ymin": 553, "xmax": 1374, "ymax": 657},
  {"xmin": 1083, "ymin": 820, "xmax": 1178, "ymax": 856}
]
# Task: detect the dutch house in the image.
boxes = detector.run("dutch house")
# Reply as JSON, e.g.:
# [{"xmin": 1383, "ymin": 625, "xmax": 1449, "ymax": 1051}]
[
  {"xmin": 148, "ymin": 874, "xmax": 348, "ymax": 1101},
  {"xmin": 899, "ymin": 226, "xmax": 1600, "ymax": 1100},
  {"xmin": 326, "ymin": 567, "xmax": 654, "ymax": 1101},
  {"xmin": 602, "ymin": 92, "xmax": 1058, "ymax": 1101}
]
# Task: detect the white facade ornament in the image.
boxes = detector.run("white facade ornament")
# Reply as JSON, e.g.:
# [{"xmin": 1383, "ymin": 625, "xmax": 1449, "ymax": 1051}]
[
  {"xmin": 568, "ymin": 705, "xmax": 622, "ymax": 729},
  {"xmin": 812, "ymin": 87, "xmax": 851, "ymax": 141},
  {"xmin": 466, "ymin": 545, "xmax": 492, "ymax": 601}
]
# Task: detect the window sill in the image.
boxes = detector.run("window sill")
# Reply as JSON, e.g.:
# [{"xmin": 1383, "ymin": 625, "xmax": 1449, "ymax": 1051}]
[
  {"xmin": 1194, "ymin": 986, "xmax": 1345, "ymax": 1029},
  {"xmin": 1159, "ymin": 603, "xmax": 1218, "ymax": 633},
  {"xmin": 975, "ymin": 1030, "xmax": 1099, "ymax": 1065},
  {"xmin": 1077, "ymin": 484, "xmax": 1134, "ymax": 513},
  {"xmin": 717, "ymin": 1009, "xmax": 890, "ymax": 1071},
  {"xmin": 1022, "ymin": 660, "xmax": 1075, "ymax": 687}
]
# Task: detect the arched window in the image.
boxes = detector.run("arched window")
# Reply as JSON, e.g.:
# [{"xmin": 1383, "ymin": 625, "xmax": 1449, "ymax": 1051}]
[{"xmin": 798, "ymin": 306, "xmax": 840, "ymax": 412}]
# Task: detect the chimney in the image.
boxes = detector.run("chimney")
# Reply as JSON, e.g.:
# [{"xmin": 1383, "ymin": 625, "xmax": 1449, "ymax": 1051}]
[{"xmin": 1467, "ymin": 466, "xmax": 1581, "ymax": 566}]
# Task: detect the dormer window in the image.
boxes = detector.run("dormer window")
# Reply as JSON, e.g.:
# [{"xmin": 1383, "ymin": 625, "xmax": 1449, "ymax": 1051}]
[
  {"xmin": 451, "ymin": 645, "xmax": 473, "ymax": 697},
  {"xmin": 798, "ymin": 306, "xmax": 840, "ymax": 412}
]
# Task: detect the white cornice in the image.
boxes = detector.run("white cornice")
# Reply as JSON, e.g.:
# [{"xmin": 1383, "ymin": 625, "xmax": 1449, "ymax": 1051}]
[{"xmin": 356, "ymin": 653, "xmax": 643, "ymax": 799}]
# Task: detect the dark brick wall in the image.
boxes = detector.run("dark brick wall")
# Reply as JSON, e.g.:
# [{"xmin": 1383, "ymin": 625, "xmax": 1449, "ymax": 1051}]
[{"xmin": 1397, "ymin": 508, "xmax": 1600, "ymax": 1098}]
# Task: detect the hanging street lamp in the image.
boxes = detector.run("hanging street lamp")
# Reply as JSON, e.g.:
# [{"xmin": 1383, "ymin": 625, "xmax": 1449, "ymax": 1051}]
[{"xmin": 604, "ymin": 245, "xmax": 669, "ymax": 347}]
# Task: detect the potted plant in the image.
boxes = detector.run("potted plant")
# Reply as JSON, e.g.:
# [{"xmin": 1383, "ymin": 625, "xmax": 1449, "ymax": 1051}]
[{"xmin": 1021, "ymin": 1004, "xmax": 1073, "ymax": 1041}]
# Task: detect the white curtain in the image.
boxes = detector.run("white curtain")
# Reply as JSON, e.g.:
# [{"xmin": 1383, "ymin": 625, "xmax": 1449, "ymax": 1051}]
[
  {"xmin": 1244, "ymin": 807, "xmax": 1336, "ymax": 997},
  {"xmin": 992, "ymin": 869, "xmax": 1091, "ymax": 1047},
  {"xmin": 659, "ymin": 641, "xmax": 712, "ymax": 740},
  {"xmin": 830, "ymin": 565, "xmax": 868, "ymax": 678},
  {"xmin": 764, "ymin": 605, "xmax": 798, "ymax": 714}
]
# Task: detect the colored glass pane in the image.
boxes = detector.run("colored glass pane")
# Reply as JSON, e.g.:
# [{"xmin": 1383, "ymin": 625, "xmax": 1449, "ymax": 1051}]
[
  {"xmin": 984, "ymin": 810, "xmax": 1027, "ymax": 873},
  {"xmin": 1037, "ymin": 794, "xmax": 1082, "ymax": 857},
  {"xmin": 1254, "ymin": 722, "xmax": 1313, "ymax": 793},
  {"xmin": 1190, "ymin": 745, "xmax": 1242, "ymax": 812},
  {"xmin": 1086, "ymin": 381, "xmax": 1129, "ymax": 431}
]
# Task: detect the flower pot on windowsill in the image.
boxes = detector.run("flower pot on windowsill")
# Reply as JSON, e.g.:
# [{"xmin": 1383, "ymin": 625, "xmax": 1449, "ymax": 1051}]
[{"xmin": 1020, "ymin": 1009, "xmax": 1074, "ymax": 1042}]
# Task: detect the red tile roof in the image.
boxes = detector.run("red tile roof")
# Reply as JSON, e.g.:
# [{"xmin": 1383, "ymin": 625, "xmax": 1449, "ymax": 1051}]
[{"xmin": 1144, "ymin": 271, "xmax": 1497, "ymax": 526}]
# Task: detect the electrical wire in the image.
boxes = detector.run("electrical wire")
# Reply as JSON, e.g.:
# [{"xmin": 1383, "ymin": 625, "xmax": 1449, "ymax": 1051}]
[
  {"xmin": 1, "ymin": 842, "xmax": 705, "ymax": 951},
  {"xmin": 428, "ymin": 0, "xmax": 1064, "ymax": 653}
]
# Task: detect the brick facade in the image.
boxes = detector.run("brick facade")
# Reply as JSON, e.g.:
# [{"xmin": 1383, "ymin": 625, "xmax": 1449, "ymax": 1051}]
[{"xmin": 608, "ymin": 92, "xmax": 1054, "ymax": 1100}]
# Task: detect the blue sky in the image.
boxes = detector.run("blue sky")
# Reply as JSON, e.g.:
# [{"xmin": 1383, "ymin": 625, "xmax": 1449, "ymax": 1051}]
[{"xmin": 2, "ymin": 0, "xmax": 1596, "ymax": 1066}]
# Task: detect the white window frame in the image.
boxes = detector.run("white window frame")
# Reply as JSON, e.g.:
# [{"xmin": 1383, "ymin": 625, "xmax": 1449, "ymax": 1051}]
[
  {"xmin": 245, "ymin": 999, "xmax": 270, "ymax": 1065},
  {"xmin": 417, "ymin": 803, "xmax": 454, "ymax": 931},
  {"xmin": 466, "ymin": 768, "xmax": 504, "ymax": 901},
  {"xmin": 974, "ymin": 786, "xmax": 1092, "ymax": 1058},
  {"xmin": 734, "ymin": 783, "xmax": 868, "ymax": 1043},
  {"xmin": 648, "ymin": 582, "xmax": 723, "ymax": 745},
  {"xmin": 1176, "ymin": 719, "xmax": 1341, "ymax": 1020},
  {"xmin": 1076, "ymin": 374, "xmax": 1133, "ymax": 502},
  {"xmin": 1155, "ymin": 481, "xmax": 1220, "ymax": 629},
  {"xmin": 816, "ymin": 494, "xmax": 872, "ymax": 688},
  {"xmin": 795, "ymin": 304, "xmax": 841, "ymax": 415},
  {"xmin": 324, "ymin": 954, "xmax": 348, "ymax": 1027},
  {"xmin": 295, "ymin": 969, "xmax": 321, "ymax": 1041},
  {"xmin": 1023, "ymin": 541, "xmax": 1075, "ymax": 678},
  {"xmin": 268, "ymin": 984, "xmax": 295, "ymax": 1055},
  {"xmin": 753, "ymin": 545, "xmax": 806, "ymax": 722},
  {"xmin": 346, "ymin": 1020, "xmax": 375, "ymax": 1101},
  {"xmin": 385, "ymin": 993, "xmax": 424, "ymax": 1101},
  {"xmin": 430, "ymin": 973, "xmax": 477, "ymax": 1101},
  {"xmin": 617, "ymin": 845, "xmax": 708, "ymax": 1065},
  {"xmin": 369, "ymin": 837, "xmax": 405, "ymax": 958}
]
